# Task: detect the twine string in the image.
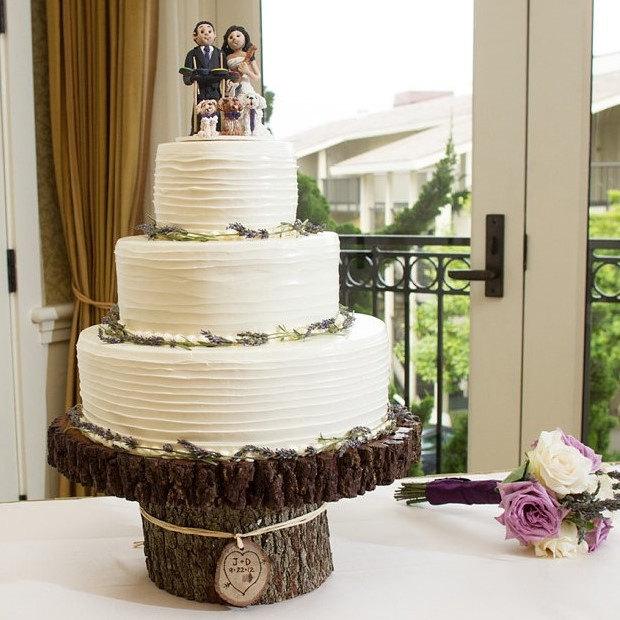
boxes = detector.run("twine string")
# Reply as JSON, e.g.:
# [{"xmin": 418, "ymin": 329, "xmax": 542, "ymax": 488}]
[{"xmin": 135, "ymin": 504, "xmax": 328, "ymax": 550}]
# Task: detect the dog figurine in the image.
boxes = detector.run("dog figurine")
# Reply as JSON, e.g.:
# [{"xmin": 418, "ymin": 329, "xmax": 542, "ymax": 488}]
[
  {"xmin": 218, "ymin": 97, "xmax": 245, "ymax": 136},
  {"xmin": 240, "ymin": 93, "xmax": 269, "ymax": 136},
  {"xmin": 194, "ymin": 99, "xmax": 219, "ymax": 138}
]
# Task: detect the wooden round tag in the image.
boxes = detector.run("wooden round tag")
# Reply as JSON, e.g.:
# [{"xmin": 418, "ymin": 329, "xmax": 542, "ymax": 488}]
[{"xmin": 214, "ymin": 539, "xmax": 271, "ymax": 607}]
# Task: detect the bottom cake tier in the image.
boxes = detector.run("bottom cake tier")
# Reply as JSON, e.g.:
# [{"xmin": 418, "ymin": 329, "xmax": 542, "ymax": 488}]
[{"xmin": 77, "ymin": 313, "xmax": 390, "ymax": 456}]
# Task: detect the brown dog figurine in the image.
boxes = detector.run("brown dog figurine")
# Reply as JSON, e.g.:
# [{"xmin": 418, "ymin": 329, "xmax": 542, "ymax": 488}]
[{"xmin": 218, "ymin": 97, "xmax": 244, "ymax": 136}]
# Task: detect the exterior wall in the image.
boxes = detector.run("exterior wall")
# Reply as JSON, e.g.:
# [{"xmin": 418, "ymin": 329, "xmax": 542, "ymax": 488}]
[
  {"xmin": 591, "ymin": 105, "xmax": 620, "ymax": 161},
  {"xmin": 297, "ymin": 152, "xmax": 318, "ymax": 178}
]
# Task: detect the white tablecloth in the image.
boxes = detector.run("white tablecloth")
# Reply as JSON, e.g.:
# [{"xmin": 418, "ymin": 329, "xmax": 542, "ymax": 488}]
[{"xmin": 0, "ymin": 476, "xmax": 617, "ymax": 619}]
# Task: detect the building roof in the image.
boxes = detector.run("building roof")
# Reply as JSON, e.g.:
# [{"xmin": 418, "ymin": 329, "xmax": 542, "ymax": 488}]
[
  {"xmin": 592, "ymin": 70, "xmax": 620, "ymax": 113},
  {"xmin": 321, "ymin": 71, "xmax": 620, "ymax": 176},
  {"xmin": 290, "ymin": 71, "xmax": 620, "ymax": 172},
  {"xmin": 288, "ymin": 94, "xmax": 471, "ymax": 158},
  {"xmin": 329, "ymin": 115, "xmax": 471, "ymax": 177}
]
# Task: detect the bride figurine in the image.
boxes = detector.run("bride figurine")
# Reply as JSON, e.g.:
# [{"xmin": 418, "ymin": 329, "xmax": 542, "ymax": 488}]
[{"xmin": 221, "ymin": 25, "xmax": 261, "ymax": 98}]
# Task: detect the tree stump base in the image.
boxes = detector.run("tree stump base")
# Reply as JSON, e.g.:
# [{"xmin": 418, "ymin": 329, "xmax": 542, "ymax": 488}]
[
  {"xmin": 140, "ymin": 501, "xmax": 333, "ymax": 605},
  {"xmin": 48, "ymin": 411, "xmax": 420, "ymax": 606}
]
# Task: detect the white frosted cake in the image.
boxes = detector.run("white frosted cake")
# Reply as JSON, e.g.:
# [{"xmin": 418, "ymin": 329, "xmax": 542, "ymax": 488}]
[
  {"xmin": 154, "ymin": 140, "xmax": 297, "ymax": 232},
  {"xmin": 75, "ymin": 137, "xmax": 393, "ymax": 458}
]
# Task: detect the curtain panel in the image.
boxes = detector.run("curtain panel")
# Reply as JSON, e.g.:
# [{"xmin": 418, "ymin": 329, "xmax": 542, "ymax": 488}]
[{"xmin": 46, "ymin": 0, "xmax": 159, "ymax": 495}]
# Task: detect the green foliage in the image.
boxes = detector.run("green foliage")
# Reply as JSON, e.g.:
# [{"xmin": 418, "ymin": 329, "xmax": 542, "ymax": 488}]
[
  {"xmin": 332, "ymin": 222, "xmax": 361, "ymax": 234},
  {"xmin": 296, "ymin": 171, "xmax": 361, "ymax": 235},
  {"xmin": 607, "ymin": 189, "xmax": 620, "ymax": 205},
  {"xmin": 451, "ymin": 188, "xmax": 471, "ymax": 214},
  {"xmin": 590, "ymin": 203, "xmax": 620, "ymax": 237},
  {"xmin": 394, "ymin": 296, "xmax": 470, "ymax": 392},
  {"xmin": 410, "ymin": 396, "xmax": 434, "ymax": 426},
  {"xmin": 263, "ymin": 85, "xmax": 274, "ymax": 125},
  {"xmin": 379, "ymin": 137, "xmax": 457, "ymax": 235},
  {"xmin": 587, "ymin": 203, "xmax": 620, "ymax": 458},
  {"xmin": 441, "ymin": 412, "xmax": 468, "ymax": 474},
  {"xmin": 404, "ymin": 397, "xmax": 434, "ymax": 477},
  {"xmin": 297, "ymin": 172, "xmax": 332, "ymax": 226},
  {"xmin": 407, "ymin": 461, "xmax": 425, "ymax": 477}
]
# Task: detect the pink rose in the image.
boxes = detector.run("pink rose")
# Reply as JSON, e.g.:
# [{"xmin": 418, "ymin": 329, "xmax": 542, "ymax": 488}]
[
  {"xmin": 561, "ymin": 431, "xmax": 603, "ymax": 473},
  {"xmin": 496, "ymin": 480, "xmax": 567, "ymax": 545},
  {"xmin": 584, "ymin": 517, "xmax": 613, "ymax": 552}
]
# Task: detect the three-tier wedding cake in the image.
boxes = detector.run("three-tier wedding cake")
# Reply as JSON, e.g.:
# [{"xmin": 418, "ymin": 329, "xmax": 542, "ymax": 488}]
[{"xmin": 74, "ymin": 136, "xmax": 394, "ymax": 458}]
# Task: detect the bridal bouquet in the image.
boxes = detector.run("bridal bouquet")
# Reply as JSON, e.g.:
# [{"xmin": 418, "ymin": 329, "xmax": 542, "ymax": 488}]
[{"xmin": 396, "ymin": 429, "xmax": 620, "ymax": 558}]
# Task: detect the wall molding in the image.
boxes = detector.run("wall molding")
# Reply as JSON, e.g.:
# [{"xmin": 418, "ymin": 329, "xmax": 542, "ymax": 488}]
[{"xmin": 31, "ymin": 303, "xmax": 73, "ymax": 344}]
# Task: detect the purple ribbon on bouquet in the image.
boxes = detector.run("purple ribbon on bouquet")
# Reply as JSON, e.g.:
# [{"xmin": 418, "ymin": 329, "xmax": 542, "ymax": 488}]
[{"xmin": 395, "ymin": 477, "xmax": 501, "ymax": 505}]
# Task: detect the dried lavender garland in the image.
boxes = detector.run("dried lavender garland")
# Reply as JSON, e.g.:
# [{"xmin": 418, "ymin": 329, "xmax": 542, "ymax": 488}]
[
  {"xmin": 136, "ymin": 219, "xmax": 323, "ymax": 242},
  {"xmin": 99, "ymin": 305, "xmax": 356, "ymax": 349},
  {"xmin": 66, "ymin": 402, "xmax": 414, "ymax": 461}
]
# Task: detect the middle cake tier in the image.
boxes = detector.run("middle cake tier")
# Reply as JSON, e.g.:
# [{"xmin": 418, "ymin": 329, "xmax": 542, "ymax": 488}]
[{"xmin": 116, "ymin": 232, "xmax": 340, "ymax": 337}]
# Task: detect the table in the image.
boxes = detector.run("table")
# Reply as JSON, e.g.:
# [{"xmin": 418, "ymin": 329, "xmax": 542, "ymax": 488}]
[{"xmin": 1, "ymin": 476, "xmax": 617, "ymax": 619}]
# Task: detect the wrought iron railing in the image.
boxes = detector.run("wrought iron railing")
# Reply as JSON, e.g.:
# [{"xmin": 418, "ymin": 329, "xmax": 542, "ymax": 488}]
[
  {"xmin": 339, "ymin": 235, "xmax": 620, "ymax": 472},
  {"xmin": 582, "ymin": 238, "xmax": 620, "ymax": 439},
  {"xmin": 339, "ymin": 235, "xmax": 470, "ymax": 473}
]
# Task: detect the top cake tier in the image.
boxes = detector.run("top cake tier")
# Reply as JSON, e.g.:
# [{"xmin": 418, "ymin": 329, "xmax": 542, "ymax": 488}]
[{"xmin": 154, "ymin": 139, "xmax": 298, "ymax": 233}]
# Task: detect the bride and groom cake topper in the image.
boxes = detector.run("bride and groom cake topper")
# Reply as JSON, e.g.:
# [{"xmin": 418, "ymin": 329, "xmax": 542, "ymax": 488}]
[{"xmin": 180, "ymin": 21, "xmax": 269, "ymax": 138}]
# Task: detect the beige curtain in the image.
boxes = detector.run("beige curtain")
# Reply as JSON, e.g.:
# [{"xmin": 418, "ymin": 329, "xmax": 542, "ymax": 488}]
[{"xmin": 46, "ymin": 0, "xmax": 159, "ymax": 496}]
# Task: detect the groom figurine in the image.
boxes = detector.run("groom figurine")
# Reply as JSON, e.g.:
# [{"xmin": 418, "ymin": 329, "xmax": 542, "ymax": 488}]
[{"xmin": 182, "ymin": 21, "xmax": 223, "ymax": 134}]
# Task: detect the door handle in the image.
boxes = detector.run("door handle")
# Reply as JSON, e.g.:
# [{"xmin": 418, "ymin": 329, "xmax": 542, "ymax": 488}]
[{"xmin": 448, "ymin": 214, "xmax": 504, "ymax": 298}]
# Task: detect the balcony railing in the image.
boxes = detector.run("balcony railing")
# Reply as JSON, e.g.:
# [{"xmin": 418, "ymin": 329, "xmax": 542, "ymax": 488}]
[
  {"xmin": 582, "ymin": 238, "xmax": 620, "ymax": 439},
  {"xmin": 339, "ymin": 235, "xmax": 620, "ymax": 473}
]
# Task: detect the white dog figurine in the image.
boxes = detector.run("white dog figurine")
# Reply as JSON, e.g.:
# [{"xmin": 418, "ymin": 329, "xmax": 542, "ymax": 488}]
[
  {"xmin": 195, "ymin": 99, "xmax": 219, "ymax": 138},
  {"xmin": 240, "ymin": 93, "xmax": 269, "ymax": 136}
]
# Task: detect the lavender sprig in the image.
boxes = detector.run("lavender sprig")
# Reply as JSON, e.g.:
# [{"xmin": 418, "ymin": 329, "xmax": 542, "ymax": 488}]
[
  {"xmin": 234, "ymin": 445, "xmax": 276, "ymax": 458},
  {"xmin": 136, "ymin": 222, "xmax": 188, "ymax": 240},
  {"xmin": 235, "ymin": 331, "xmax": 269, "ymax": 346},
  {"xmin": 200, "ymin": 330, "xmax": 234, "ymax": 346},
  {"xmin": 176, "ymin": 439, "xmax": 223, "ymax": 461},
  {"xmin": 227, "ymin": 222, "xmax": 269, "ymax": 239},
  {"xmin": 66, "ymin": 404, "xmax": 139, "ymax": 449}
]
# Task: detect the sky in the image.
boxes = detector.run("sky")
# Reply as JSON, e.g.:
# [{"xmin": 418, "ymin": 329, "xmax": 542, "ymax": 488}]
[
  {"xmin": 262, "ymin": 0, "xmax": 620, "ymax": 139},
  {"xmin": 262, "ymin": 0, "xmax": 474, "ymax": 138}
]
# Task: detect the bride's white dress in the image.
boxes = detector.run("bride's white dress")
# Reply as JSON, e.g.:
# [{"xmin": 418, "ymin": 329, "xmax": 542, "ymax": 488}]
[
  {"xmin": 226, "ymin": 55, "xmax": 257, "ymax": 97},
  {"xmin": 225, "ymin": 54, "xmax": 269, "ymax": 136}
]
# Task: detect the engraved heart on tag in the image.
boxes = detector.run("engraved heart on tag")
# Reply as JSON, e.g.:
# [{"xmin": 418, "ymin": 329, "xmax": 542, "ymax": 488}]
[
  {"xmin": 224, "ymin": 549, "xmax": 262, "ymax": 594},
  {"xmin": 215, "ymin": 540, "xmax": 271, "ymax": 607}
]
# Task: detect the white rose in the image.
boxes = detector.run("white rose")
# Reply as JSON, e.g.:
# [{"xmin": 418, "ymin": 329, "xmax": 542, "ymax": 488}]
[
  {"xmin": 527, "ymin": 429, "xmax": 593, "ymax": 497},
  {"xmin": 594, "ymin": 473, "xmax": 616, "ymax": 501},
  {"xmin": 534, "ymin": 522, "xmax": 588, "ymax": 558},
  {"xmin": 334, "ymin": 315, "xmax": 345, "ymax": 329},
  {"xmin": 186, "ymin": 335, "xmax": 199, "ymax": 344}
]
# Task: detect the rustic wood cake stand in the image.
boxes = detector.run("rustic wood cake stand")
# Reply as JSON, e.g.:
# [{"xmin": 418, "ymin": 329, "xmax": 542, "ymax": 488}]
[{"xmin": 48, "ymin": 413, "xmax": 421, "ymax": 606}]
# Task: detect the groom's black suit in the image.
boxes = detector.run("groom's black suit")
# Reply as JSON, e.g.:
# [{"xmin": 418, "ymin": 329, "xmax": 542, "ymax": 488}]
[
  {"xmin": 183, "ymin": 45, "xmax": 223, "ymax": 102},
  {"xmin": 183, "ymin": 45, "xmax": 223, "ymax": 134}
]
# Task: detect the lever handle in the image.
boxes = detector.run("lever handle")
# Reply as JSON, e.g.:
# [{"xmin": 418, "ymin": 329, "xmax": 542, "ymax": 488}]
[
  {"xmin": 449, "ymin": 269, "xmax": 497, "ymax": 282},
  {"xmin": 447, "ymin": 214, "xmax": 504, "ymax": 297}
]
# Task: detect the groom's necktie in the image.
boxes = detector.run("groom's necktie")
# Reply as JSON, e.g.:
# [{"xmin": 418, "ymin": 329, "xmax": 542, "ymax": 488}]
[{"xmin": 203, "ymin": 46, "xmax": 211, "ymax": 64}]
